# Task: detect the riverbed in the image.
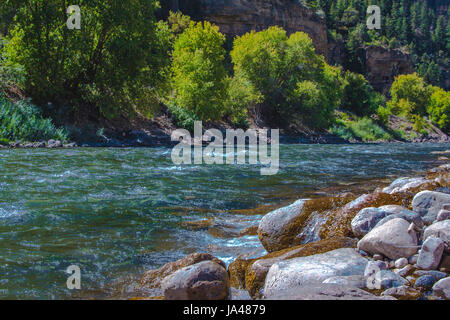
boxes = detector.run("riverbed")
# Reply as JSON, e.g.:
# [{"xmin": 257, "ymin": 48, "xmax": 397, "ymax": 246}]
[{"xmin": 0, "ymin": 143, "xmax": 449, "ymax": 299}]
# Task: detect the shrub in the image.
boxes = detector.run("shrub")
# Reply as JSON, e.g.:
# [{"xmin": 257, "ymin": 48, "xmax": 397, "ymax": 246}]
[
  {"xmin": 341, "ymin": 71, "xmax": 380, "ymax": 116},
  {"xmin": 389, "ymin": 73, "xmax": 431, "ymax": 116},
  {"xmin": 331, "ymin": 112, "xmax": 392, "ymax": 142},
  {"xmin": 427, "ymin": 86, "xmax": 450, "ymax": 132},
  {"xmin": 0, "ymin": 94, "xmax": 67, "ymax": 143},
  {"xmin": 170, "ymin": 21, "xmax": 228, "ymax": 122}
]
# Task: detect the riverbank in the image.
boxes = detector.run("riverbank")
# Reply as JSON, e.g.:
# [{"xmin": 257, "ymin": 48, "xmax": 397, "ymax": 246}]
[{"xmin": 136, "ymin": 158, "xmax": 450, "ymax": 300}]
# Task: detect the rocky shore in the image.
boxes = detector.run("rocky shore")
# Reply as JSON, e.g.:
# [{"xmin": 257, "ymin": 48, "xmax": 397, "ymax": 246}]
[{"xmin": 137, "ymin": 160, "xmax": 450, "ymax": 300}]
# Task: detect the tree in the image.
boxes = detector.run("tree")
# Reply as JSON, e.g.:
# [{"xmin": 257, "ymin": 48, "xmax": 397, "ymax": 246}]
[
  {"xmin": 4, "ymin": 0, "xmax": 170, "ymax": 119},
  {"xmin": 171, "ymin": 21, "xmax": 227, "ymax": 121},
  {"xmin": 341, "ymin": 71, "xmax": 377, "ymax": 116},
  {"xmin": 389, "ymin": 73, "xmax": 431, "ymax": 116},
  {"xmin": 427, "ymin": 87, "xmax": 450, "ymax": 132}
]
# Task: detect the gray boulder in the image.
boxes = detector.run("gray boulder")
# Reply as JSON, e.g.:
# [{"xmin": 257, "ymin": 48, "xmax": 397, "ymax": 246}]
[
  {"xmin": 351, "ymin": 207, "xmax": 391, "ymax": 238},
  {"xmin": 357, "ymin": 218, "xmax": 418, "ymax": 260},
  {"xmin": 374, "ymin": 210, "xmax": 424, "ymax": 230},
  {"xmin": 414, "ymin": 275, "xmax": 436, "ymax": 290},
  {"xmin": 263, "ymin": 248, "xmax": 368, "ymax": 298},
  {"xmin": 265, "ymin": 284, "xmax": 395, "ymax": 300},
  {"xmin": 374, "ymin": 270, "xmax": 408, "ymax": 289},
  {"xmin": 432, "ymin": 277, "xmax": 450, "ymax": 300},
  {"xmin": 412, "ymin": 191, "xmax": 450, "ymax": 224},
  {"xmin": 161, "ymin": 261, "xmax": 230, "ymax": 300},
  {"xmin": 322, "ymin": 275, "xmax": 366, "ymax": 288},
  {"xmin": 437, "ymin": 210, "xmax": 450, "ymax": 221},
  {"xmin": 416, "ymin": 236, "xmax": 445, "ymax": 270},
  {"xmin": 423, "ymin": 220, "xmax": 450, "ymax": 253}
]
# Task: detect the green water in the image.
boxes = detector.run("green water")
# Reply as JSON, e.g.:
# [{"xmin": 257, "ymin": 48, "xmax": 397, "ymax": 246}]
[{"xmin": 0, "ymin": 143, "xmax": 448, "ymax": 299}]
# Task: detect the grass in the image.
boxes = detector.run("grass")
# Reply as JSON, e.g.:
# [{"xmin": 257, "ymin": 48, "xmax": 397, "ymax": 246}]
[
  {"xmin": 0, "ymin": 94, "xmax": 68, "ymax": 144},
  {"xmin": 330, "ymin": 111, "xmax": 393, "ymax": 142}
]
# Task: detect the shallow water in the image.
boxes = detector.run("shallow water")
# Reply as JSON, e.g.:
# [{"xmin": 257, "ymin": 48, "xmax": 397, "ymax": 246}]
[{"xmin": 0, "ymin": 143, "xmax": 448, "ymax": 299}]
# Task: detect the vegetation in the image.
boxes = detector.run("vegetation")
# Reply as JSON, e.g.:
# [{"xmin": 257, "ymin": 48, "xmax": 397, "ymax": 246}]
[
  {"xmin": 0, "ymin": 2, "xmax": 448, "ymax": 143},
  {"xmin": 0, "ymin": 94, "xmax": 67, "ymax": 144}
]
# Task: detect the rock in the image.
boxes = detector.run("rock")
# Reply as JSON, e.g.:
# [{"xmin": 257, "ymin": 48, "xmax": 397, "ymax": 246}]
[
  {"xmin": 437, "ymin": 209, "xmax": 450, "ymax": 221},
  {"xmin": 47, "ymin": 139, "xmax": 63, "ymax": 148},
  {"xmin": 258, "ymin": 195, "xmax": 353, "ymax": 252},
  {"xmin": 357, "ymin": 218, "xmax": 418, "ymax": 260},
  {"xmin": 414, "ymin": 275, "xmax": 436, "ymax": 290},
  {"xmin": 245, "ymin": 237, "xmax": 356, "ymax": 298},
  {"xmin": 432, "ymin": 277, "xmax": 450, "ymax": 300},
  {"xmin": 373, "ymin": 270, "xmax": 408, "ymax": 289},
  {"xmin": 382, "ymin": 177, "xmax": 434, "ymax": 194},
  {"xmin": 265, "ymin": 283, "xmax": 394, "ymax": 300},
  {"xmin": 141, "ymin": 253, "xmax": 226, "ymax": 290},
  {"xmin": 230, "ymin": 288, "xmax": 252, "ymax": 300},
  {"xmin": 395, "ymin": 257, "xmax": 408, "ymax": 269},
  {"xmin": 374, "ymin": 210, "xmax": 424, "ymax": 230},
  {"xmin": 228, "ymin": 248, "xmax": 266, "ymax": 289},
  {"xmin": 373, "ymin": 254, "xmax": 384, "ymax": 261},
  {"xmin": 381, "ymin": 285, "xmax": 421, "ymax": 300},
  {"xmin": 412, "ymin": 191, "xmax": 450, "ymax": 224},
  {"xmin": 161, "ymin": 261, "xmax": 230, "ymax": 300},
  {"xmin": 319, "ymin": 192, "xmax": 404, "ymax": 239},
  {"xmin": 409, "ymin": 254, "xmax": 419, "ymax": 265},
  {"xmin": 351, "ymin": 207, "xmax": 391, "ymax": 238},
  {"xmin": 439, "ymin": 254, "xmax": 450, "ymax": 271},
  {"xmin": 416, "ymin": 236, "xmax": 445, "ymax": 270},
  {"xmin": 395, "ymin": 265, "xmax": 414, "ymax": 277},
  {"xmin": 364, "ymin": 260, "xmax": 388, "ymax": 278},
  {"xmin": 423, "ymin": 220, "xmax": 450, "ymax": 253},
  {"xmin": 413, "ymin": 270, "xmax": 447, "ymax": 282},
  {"xmin": 263, "ymin": 248, "xmax": 368, "ymax": 298},
  {"xmin": 322, "ymin": 275, "xmax": 366, "ymax": 288}
]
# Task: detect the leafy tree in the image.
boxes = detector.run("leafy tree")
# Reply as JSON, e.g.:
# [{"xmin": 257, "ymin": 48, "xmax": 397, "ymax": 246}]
[
  {"xmin": 4, "ymin": 0, "xmax": 170, "ymax": 119},
  {"xmin": 427, "ymin": 86, "xmax": 450, "ymax": 132},
  {"xmin": 341, "ymin": 71, "xmax": 379, "ymax": 116},
  {"xmin": 389, "ymin": 73, "xmax": 431, "ymax": 116},
  {"xmin": 171, "ymin": 21, "xmax": 227, "ymax": 121}
]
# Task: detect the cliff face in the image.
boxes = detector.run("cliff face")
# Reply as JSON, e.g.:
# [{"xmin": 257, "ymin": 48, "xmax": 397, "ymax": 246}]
[
  {"xmin": 364, "ymin": 46, "xmax": 415, "ymax": 94},
  {"xmin": 194, "ymin": 0, "xmax": 329, "ymax": 59}
]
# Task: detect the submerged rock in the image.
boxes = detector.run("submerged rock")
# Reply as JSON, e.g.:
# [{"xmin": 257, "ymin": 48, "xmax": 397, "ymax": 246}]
[
  {"xmin": 140, "ymin": 252, "xmax": 225, "ymax": 290},
  {"xmin": 161, "ymin": 261, "xmax": 230, "ymax": 300},
  {"xmin": 416, "ymin": 236, "xmax": 445, "ymax": 270},
  {"xmin": 262, "ymin": 248, "xmax": 368, "ymax": 298},
  {"xmin": 357, "ymin": 218, "xmax": 418, "ymax": 260},
  {"xmin": 412, "ymin": 191, "xmax": 450, "ymax": 224},
  {"xmin": 245, "ymin": 237, "xmax": 356, "ymax": 298}
]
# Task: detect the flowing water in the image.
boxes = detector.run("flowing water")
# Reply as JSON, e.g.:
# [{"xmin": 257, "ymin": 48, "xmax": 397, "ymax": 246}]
[{"xmin": 0, "ymin": 143, "xmax": 448, "ymax": 299}]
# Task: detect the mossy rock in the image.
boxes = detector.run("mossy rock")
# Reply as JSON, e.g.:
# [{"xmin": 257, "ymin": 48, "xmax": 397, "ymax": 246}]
[{"xmin": 244, "ymin": 237, "xmax": 357, "ymax": 298}]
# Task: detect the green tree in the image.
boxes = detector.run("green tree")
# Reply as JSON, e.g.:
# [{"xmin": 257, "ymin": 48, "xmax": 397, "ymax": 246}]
[
  {"xmin": 4, "ymin": 0, "xmax": 170, "ymax": 119},
  {"xmin": 341, "ymin": 71, "xmax": 378, "ymax": 116},
  {"xmin": 427, "ymin": 86, "xmax": 450, "ymax": 132},
  {"xmin": 389, "ymin": 73, "xmax": 431, "ymax": 116},
  {"xmin": 171, "ymin": 21, "xmax": 227, "ymax": 121}
]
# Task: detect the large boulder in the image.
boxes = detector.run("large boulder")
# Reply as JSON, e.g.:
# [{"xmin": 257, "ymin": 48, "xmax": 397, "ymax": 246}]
[
  {"xmin": 140, "ymin": 253, "xmax": 225, "ymax": 290},
  {"xmin": 351, "ymin": 207, "xmax": 391, "ymax": 238},
  {"xmin": 161, "ymin": 261, "xmax": 230, "ymax": 300},
  {"xmin": 373, "ymin": 209, "xmax": 424, "ymax": 230},
  {"xmin": 245, "ymin": 237, "xmax": 356, "ymax": 298},
  {"xmin": 265, "ymin": 284, "xmax": 394, "ymax": 300},
  {"xmin": 382, "ymin": 177, "xmax": 437, "ymax": 194},
  {"xmin": 263, "ymin": 248, "xmax": 368, "ymax": 298},
  {"xmin": 412, "ymin": 191, "xmax": 450, "ymax": 224},
  {"xmin": 432, "ymin": 277, "xmax": 450, "ymax": 300},
  {"xmin": 258, "ymin": 195, "xmax": 353, "ymax": 252},
  {"xmin": 416, "ymin": 236, "xmax": 445, "ymax": 270},
  {"xmin": 357, "ymin": 218, "xmax": 418, "ymax": 260},
  {"xmin": 423, "ymin": 220, "xmax": 450, "ymax": 253}
]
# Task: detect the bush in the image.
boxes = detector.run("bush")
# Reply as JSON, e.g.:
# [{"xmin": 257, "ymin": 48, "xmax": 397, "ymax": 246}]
[
  {"xmin": 341, "ymin": 71, "xmax": 380, "ymax": 116},
  {"xmin": 0, "ymin": 94, "xmax": 67, "ymax": 143},
  {"xmin": 331, "ymin": 112, "xmax": 392, "ymax": 142},
  {"xmin": 389, "ymin": 73, "xmax": 431, "ymax": 116},
  {"xmin": 170, "ymin": 21, "xmax": 228, "ymax": 122},
  {"xmin": 427, "ymin": 87, "xmax": 450, "ymax": 132}
]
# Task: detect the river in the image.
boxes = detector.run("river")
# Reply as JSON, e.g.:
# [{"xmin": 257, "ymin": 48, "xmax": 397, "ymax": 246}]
[{"xmin": 0, "ymin": 143, "xmax": 448, "ymax": 299}]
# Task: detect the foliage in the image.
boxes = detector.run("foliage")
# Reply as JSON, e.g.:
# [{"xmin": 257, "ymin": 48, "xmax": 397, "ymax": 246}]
[
  {"xmin": 0, "ymin": 94, "xmax": 67, "ymax": 143},
  {"xmin": 231, "ymin": 27, "xmax": 338, "ymax": 128},
  {"xmin": 427, "ymin": 86, "xmax": 450, "ymax": 132},
  {"xmin": 170, "ymin": 21, "xmax": 228, "ymax": 122},
  {"xmin": 3, "ymin": 0, "xmax": 170, "ymax": 119},
  {"xmin": 388, "ymin": 73, "xmax": 431, "ymax": 116}
]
